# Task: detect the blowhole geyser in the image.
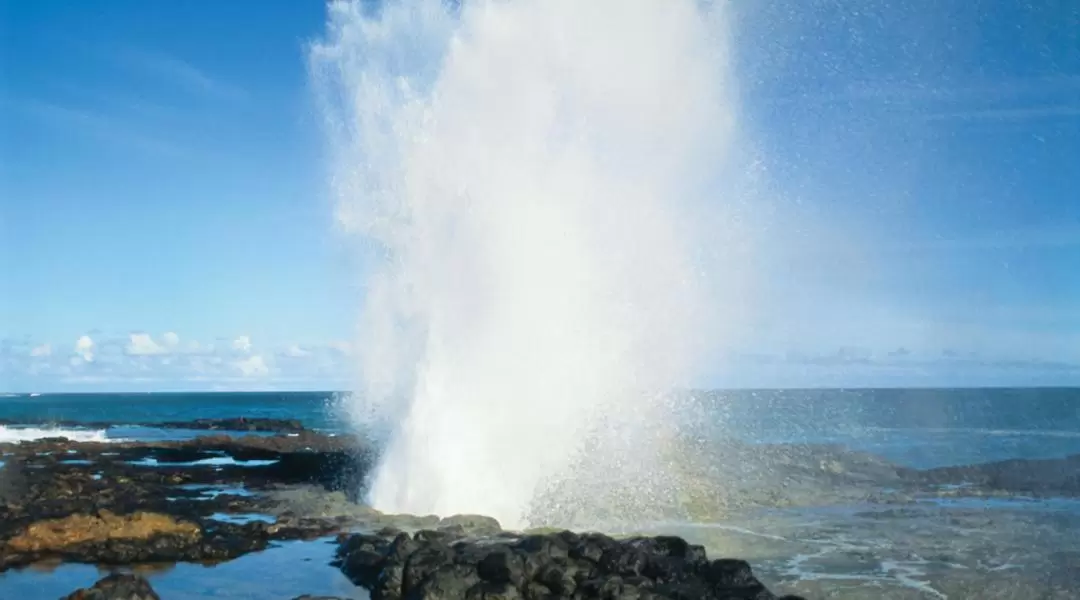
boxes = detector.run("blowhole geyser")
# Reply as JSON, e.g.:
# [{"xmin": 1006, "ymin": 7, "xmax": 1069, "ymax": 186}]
[{"xmin": 310, "ymin": 0, "xmax": 751, "ymax": 529}]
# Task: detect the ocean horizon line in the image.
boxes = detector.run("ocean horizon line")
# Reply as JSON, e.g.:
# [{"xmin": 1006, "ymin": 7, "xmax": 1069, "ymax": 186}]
[{"xmin": 2, "ymin": 385, "xmax": 1079, "ymax": 398}]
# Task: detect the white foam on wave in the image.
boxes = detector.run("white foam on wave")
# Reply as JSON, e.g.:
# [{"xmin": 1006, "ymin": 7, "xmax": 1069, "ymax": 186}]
[
  {"xmin": 777, "ymin": 539, "xmax": 950, "ymax": 598},
  {"xmin": 878, "ymin": 560, "xmax": 948, "ymax": 600},
  {"xmin": 0, "ymin": 425, "xmax": 113, "ymax": 444}
]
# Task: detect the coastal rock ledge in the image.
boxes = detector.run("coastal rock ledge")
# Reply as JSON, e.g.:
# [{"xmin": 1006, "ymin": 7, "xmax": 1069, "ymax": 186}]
[{"xmin": 334, "ymin": 526, "xmax": 806, "ymax": 600}]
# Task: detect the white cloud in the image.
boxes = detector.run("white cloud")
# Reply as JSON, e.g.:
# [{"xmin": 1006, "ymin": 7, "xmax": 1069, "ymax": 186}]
[
  {"xmin": 328, "ymin": 341, "xmax": 353, "ymax": 355},
  {"xmin": 234, "ymin": 355, "xmax": 269, "ymax": 377},
  {"xmin": 284, "ymin": 344, "xmax": 312, "ymax": 358},
  {"xmin": 232, "ymin": 335, "xmax": 253, "ymax": 353},
  {"xmin": 7, "ymin": 334, "xmax": 352, "ymax": 391},
  {"xmin": 126, "ymin": 333, "xmax": 168, "ymax": 356},
  {"xmin": 74, "ymin": 335, "xmax": 94, "ymax": 362}
]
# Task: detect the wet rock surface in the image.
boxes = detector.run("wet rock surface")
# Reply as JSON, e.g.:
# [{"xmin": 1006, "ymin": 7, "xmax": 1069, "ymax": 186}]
[
  {"xmin": 684, "ymin": 500, "xmax": 1080, "ymax": 599},
  {"xmin": 7, "ymin": 510, "xmax": 200, "ymax": 554},
  {"xmin": 0, "ymin": 424, "xmax": 376, "ymax": 572},
  {"xmin": 0, "ymin": 508, "xmax": 278, "ymax": 572},
  {"xmin": 61, "ymin": 573, "xmax": 161, "ymax": 600},
  {"xmin": 334, "ymin": 527, "xmax": 807, "ymax": 600},
  {"xmin": 532, "ymin": 436, "xmax": 1080, "ymax": 526},
  {"xmin": 0, "ymin": 423, "xmax": 527, "ymax": 576},
  {"xmin": 922, "ymin": 453, "xmax": 1080, "ymax": 495}
]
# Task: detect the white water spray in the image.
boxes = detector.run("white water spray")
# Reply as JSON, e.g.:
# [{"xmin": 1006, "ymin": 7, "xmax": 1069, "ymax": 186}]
[{"xmin": 310, "ymin": 0, "xmax": 754, "ymax": 529}]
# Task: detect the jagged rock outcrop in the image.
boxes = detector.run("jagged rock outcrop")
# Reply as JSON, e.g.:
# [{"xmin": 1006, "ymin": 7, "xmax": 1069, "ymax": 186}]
[
  {"xmin": 334, "ymin": 527, "xmax": 807, "ymax": 600},
  {"xmin": 61, "ymin": 573, "xmax": 161, "ymax": 600}
]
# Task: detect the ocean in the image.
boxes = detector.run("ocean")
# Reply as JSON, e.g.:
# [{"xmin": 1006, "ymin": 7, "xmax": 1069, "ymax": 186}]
[
  {"xmin": 3, "ymin": 388, "xmax": 1079, "ymax": 468},
  {"xmin": 2, "ymin": 388, "xmax": 1079, "ymax": 599}
]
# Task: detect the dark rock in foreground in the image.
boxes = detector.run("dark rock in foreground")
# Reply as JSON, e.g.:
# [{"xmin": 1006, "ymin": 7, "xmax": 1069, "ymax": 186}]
[
  {"xmin": 62, "ymin": 573, "xmax": 160, "ymax": 600},
  {"xmin": 334, "ymin": 527, "xmax": 806, "ymax": 600}
]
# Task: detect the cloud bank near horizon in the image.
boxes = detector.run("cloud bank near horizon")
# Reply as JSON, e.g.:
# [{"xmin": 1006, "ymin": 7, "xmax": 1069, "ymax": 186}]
[
  {"xmin": 0, "ymin": 332, "xmax": 354, "ymax": 393},
  {"xmin": 2, "ymin": 330, "xmax": 1077, "ymax": 393}
]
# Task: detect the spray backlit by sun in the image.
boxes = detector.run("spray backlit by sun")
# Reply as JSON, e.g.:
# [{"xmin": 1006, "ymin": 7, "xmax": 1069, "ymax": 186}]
[{"xmin": 310, "ymin": 0, "xmax": 754, "ymax": 529}]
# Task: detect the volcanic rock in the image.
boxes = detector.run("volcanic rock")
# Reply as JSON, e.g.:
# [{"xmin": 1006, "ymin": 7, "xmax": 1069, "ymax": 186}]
[
  {"xmin": 1, "ymin": 510, "xmax": 207, "ymax": 570},
  {"xmin": 436, "ymin": 514, "xmax": 503, "ymax": 536},
  {"xmin": 61, "ymin": 573, "xmax": 161, "ymax": 600},
  {"xmin": 334, "ymin": 528, "xmax": 807, "ymax": 600},
  {"xmin": 6, "ymin": 510, "xmax": 200, "ymax": 553}
]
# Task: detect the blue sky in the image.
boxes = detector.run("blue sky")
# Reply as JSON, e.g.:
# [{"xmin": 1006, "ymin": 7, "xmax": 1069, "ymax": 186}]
[{"xmin": 1, "ymin": 0, "xmax": 1077, "ymax": 392}]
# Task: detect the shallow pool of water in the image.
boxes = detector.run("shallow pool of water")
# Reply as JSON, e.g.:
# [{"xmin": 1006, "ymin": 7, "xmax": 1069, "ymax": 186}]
[{"xmin": 0, "ymin": 538, "xmax": 368, "ymax": 600}]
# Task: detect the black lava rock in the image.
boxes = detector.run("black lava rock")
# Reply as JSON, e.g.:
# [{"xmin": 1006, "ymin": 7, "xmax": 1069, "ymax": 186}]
[
  {"xmin": 336, "ymin": 529, "xmax": 806, "ymax": 600},
  {"xmin": 61, "ymin": 573, "xmax": 160, "ymax": 600}
]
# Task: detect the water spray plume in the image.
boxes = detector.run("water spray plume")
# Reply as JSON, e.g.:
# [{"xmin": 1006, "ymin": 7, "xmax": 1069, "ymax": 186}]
[{"xmin": 310, "ymin": 0, "xmax": 755, "ymax": 529}]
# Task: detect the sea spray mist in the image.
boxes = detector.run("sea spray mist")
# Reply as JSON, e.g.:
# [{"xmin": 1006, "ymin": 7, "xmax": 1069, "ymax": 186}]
[{"xmin": 310, "ymin": 0, "xmax": 756, "ymax": 529}]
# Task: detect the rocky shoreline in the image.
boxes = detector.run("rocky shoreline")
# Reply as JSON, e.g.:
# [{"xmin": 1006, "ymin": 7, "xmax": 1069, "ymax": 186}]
[
  {"xmin": 331, "ymin": 526, "xmax": 807, "ymax": 600},
  {"xmin": 0, "ymin": 427, "xmax": 378, "ymax": 572},
  {"xmin": 0, "ymin": 416, "xmax": 309, "ymax": 433},
  {"xmin": 54, "ymin": 526, "xmax": 806, "ymax": 600},
  {"xmin": 2, "ymin": 418, "xmax": 1079, "ymax": 598}
]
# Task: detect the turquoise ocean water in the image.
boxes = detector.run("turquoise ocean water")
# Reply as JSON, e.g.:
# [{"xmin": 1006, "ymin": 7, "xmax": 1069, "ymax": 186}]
[{"xmin": 2, "ymin": 388, "xmax": 1079, "ymax": 469}]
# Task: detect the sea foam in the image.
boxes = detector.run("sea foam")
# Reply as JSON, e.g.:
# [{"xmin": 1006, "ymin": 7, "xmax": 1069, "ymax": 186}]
[{"xmin": 0, "ymin": 425, "xmax": 112, "ymax": 444}]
